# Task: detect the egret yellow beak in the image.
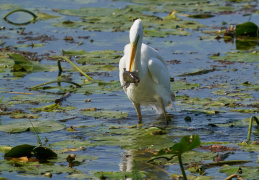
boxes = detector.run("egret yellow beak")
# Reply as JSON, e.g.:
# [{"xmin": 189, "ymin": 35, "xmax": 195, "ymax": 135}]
[{"xmin": 129, "ymin": 35, "xmax": 139, "ymax": 72}]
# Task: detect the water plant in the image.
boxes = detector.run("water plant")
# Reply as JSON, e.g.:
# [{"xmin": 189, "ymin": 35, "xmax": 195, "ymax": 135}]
[{"xmin": 150, "ymin": 135, "xmax": 201, "ymax": 180}]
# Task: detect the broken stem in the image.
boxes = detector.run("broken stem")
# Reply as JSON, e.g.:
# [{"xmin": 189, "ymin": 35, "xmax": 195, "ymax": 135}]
[
  {"xmin": 61, "ymin": 56, "xmax": 92, "ymax": 80},
  {"xmin": 247, "ymin": 116, "xmax": 259, "ymax": 141},
  {"xmin": 55, "ymin": 92, "xmax": 71, "ymax": 104},
  {"xmin": 30, "ymin": 80, "xmax": 81, "ymax": 90},
  {"xmin": 57, "ymin": 59, "xmax": 63, "ymax": 77},
  {"xmin": 28, "ymin": 119, "xmax": 42, "ymax": 146}
]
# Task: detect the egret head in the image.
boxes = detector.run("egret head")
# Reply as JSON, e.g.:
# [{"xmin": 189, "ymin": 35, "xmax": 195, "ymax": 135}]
[{"xmin": 129, "ymin": 19, "xmax": 143, "ymax": 72}]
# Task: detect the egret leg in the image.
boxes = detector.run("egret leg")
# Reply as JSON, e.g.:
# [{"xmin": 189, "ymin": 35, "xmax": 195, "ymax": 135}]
[
  {"xmin": 133, "ymin": 102, "xmax": 142, "ymax": 123},
  {"xmin": 158, "ymin": 98, "xmax": 168, "ymax": 124}
]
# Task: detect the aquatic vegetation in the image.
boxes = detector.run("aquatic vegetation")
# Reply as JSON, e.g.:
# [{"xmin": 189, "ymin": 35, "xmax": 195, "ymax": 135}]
[{"xmin": 0, "ymin": 0, "xmax": 259, "ymax": 179}]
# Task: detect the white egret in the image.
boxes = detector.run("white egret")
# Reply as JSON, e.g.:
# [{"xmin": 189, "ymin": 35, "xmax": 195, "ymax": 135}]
[{"xmin": 119, "ymin": 19, "xmax": 175, "ymax": 123}]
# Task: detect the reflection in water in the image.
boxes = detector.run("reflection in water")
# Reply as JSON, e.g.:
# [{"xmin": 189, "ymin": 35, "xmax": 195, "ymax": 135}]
[{"xmin": 119, "ymin": 151, "xmax": 133, "ymax": 179}]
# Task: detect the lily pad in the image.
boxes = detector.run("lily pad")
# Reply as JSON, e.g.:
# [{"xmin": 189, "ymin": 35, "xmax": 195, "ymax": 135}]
[
  {"xmin": 0, "ymin": 159, "xmax": 76, "ymax": 174},
  {"xmin": 0, "ymin": 146, "xmax": 12, "ymax": 153},
  {"xmin": 70, "ymin": 64, "xmax": 118, "ymax": 73},
  {"xmin": 0, "ymin": 4, "xmax": 20, "ymax": 10},
  {"xmin": 209, "ymin": 51, "xmax": 259, "ymax": 63},
  {"xmin": 171, "ymin": 81, "xmax": 200, "ymax": 91},
  {"xmin": 178, "ymin": 68, "xmax": 215, "ymax": 76},
  {"xmin": 219, "ymin": 165, "xmax": 259, "ymax": 179},
  {"xmin": 53, "ymin": 6, "xmax": 204, "ymax": 36},
  {"xmin": 81, "ymin": 109, "xmax": 128, "ymax": 119},
  {"xmin": 157, "ymin": 135, "xmax": 201, "ymax": 156},
  {"xmin": 236, "ymin": 22, "xmax": 258, "ymax": 37},
  {"xmin": 50, "ymin": 140, "xmax": 93, "ymax": 149},
  {"xmin": 94, "ymin": 171, "xmax": 146, "ymax": 179},
  {"xmin": 4, "ymin": 144, "xmax": 35, "ymax": 158},
  {"xmin": 75, "ymin": 80, "xmax": 121, "ymax": 94},
  {"xmin": 170, "ymin": 150, "xmax": 217, "ymax": 164},
  {"xmin": 4, "ymin": 144, "xmax": 57, "ymax": 160},
  {"xmin": 31, "ymin": 103, "xmax": 76, "ymax": 112},
  {"xmin": 9, "ymin": 54, "xmax": 33, "ymax": 72},
  {"xmin": 0, "ymin": 120, "xmax": 66, "ymax": 133},
  {"xmin": 77, "ymin": 50, "xmax": 122, "ymax": 64},
  {"xmin": 37, "ymin": 12, "xmax": 59, "ymax": 20}
]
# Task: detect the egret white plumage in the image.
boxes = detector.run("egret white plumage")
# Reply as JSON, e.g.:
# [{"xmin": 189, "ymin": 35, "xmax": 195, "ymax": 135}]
[{"xmin": 119, "ymin": 19, "xmax": 175, "ymax": 123}]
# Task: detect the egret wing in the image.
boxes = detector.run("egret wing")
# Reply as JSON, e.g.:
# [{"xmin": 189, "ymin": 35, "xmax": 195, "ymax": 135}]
[{"xmin": 147, "ymin": 58, "xmax": 170, "ymax": 88}]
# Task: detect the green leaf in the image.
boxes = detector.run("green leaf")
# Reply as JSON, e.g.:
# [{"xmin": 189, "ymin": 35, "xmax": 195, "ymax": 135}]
[
  {"xmin": 37, "ymin": 12, "xmax": 59, "ymax": 20},
  {"xmin": 62, "ymin": 50, "xmax": 87, "ymax": 56},
  {"xmin": 219, "ymin": 165, "xmax": 259, "ymax": 179},
  {"xmin": 0, "ymin": 146, "xmax": 12, "ymax": 153},
  {"xmin": 171, "ymin": 81, "xmax": 200, "ymax": 91},
  {"xmin": 50, "ymin": 140, "xmax": 93, "ymax": 148},
  {"xmin": 9, "ymin": 54, "xmax": 33, "ymax": 72},
  {"xmin": 94, "ymin": 171, "xmax": 146, "ymax": 179},
  {"xmin": 31, "ymin": 103, "xmax": 76, "ymax": 112},
  {"xmin": 158, "ymin": 135, "xmax": 201, "ymax": 156},
  {"xmin": 81, "ymin": 109, "xmax": 128, "ymax": 119},
  {"xmin": 236, "ymin": 22, "xmax": 258, "ymax": 37},
  {"xmin": 209, "ymin": 51, "xmax": 259, "ymax": 63},
  {"xmin": 178, "ymin": 68, "xmax": 215, "ymax": 76},
  {"xmin": 77, "ymin": 50, "xmax": 122, "ymax": 64},
  {"xmin": 4, "ymin": 144, "xmax": 35, "ymax": 158},
  {"xmin": 33, "ymin": 146, "xmax": 57, "ymax": 159},
  {"xmin": 0, "ymin": 120, "xmax": 66, "ymax": 133}
]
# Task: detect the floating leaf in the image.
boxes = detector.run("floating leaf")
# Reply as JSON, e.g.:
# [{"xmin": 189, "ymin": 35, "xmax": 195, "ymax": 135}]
[
  {"xmin": 9, "ymin": 54, "xmax": 33, "ymax": 72},
  {"xmin": 0, "ymin": 120, "xmax": 66, "ymax": 133},
  {"xmin": 66, "ymin": 173, "xmax": 93, "ymax": 180},
  {"xmin": 81, "ymin": 109, "xmax": 128, "ymax": 119},
  {"xmin": 37, "ymin": 12, "xmax": 59, "ymax": 20},
  {"xmin": 0, "ymin": 146, "xmax": 12, "ymax": 153},
  {"xmin": 210, "ymin": 51, "xmax": 259, "ymax": 63},
  {"xmin": 171, "ymin": 81, "xmax": 200, "ymax": 91},
  {"xmin": 75, "ymin": 80, "xmax": 121, "ymax": 94},
  {"xmin": 32, "ymin": 103, "xmax": 76, "ymax": 112},
  {"xmin": 77, "ymin": 50, "xmax": 122, "ymax": 64},
  {"xmin": 50, "ymin": 140, "xmax": 93, "ymax": 149},
  {"xmin": 178, "ymin": 68, "xmax": 215, "ymax": 76},
  {"xmin": 236, "ymin": 22, "xmax": 258, "ymax": 37},
  {"xmin": 62, "ymin": 50, "xmax": 87, "ymax": 56},
  {"xmin": 4, "ymin": 144, "xmax": 35, "ymax": 158},
  {"xmin": 33, "ymin": 146, "xmax": 57, "ymax": 159},
  {"xmin": 94, "ymin": 171, "xmax": 146, "ymax": 179},
  {"xmin": 219, "ymin": 165, "xmax": 259, "ymax": 179},
  {"xmin": 157, "ymin": 135, "xmax": 200, "ymax": 156},
  {"xmin": 70, "ymin": 64, "xmax": 118, "ymax": 73}
]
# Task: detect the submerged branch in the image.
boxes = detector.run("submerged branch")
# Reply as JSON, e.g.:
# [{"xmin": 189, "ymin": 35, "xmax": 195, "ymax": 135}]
[{"xmin": 55, "ymin": 92, "xmax": 71, "ymax": 104}]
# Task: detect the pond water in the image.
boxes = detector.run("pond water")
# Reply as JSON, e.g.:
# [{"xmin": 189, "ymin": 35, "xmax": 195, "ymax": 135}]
[{"xmin": 0, "ymin": 0, "xmax": 259, "ymax": 179}]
